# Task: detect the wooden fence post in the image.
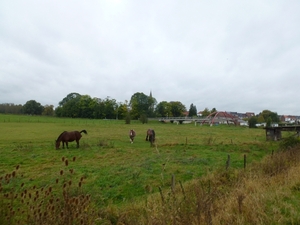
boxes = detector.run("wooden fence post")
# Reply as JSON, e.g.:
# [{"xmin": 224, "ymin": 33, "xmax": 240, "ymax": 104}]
[
  {"xmin": 226, "ymin": 154, "xmax": 230, "ymax": 170},
  {"xmin": 171, "ymin": 174, "xmax": 175, "ymax": 193}
]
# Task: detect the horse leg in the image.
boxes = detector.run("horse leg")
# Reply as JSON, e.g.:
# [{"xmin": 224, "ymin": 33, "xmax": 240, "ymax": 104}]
[
  {"xmin": 151, "ymin": 135, "xmax": 155, "ymax": 147},
  {"xmin": 146, "ymin": 135, "xmax": 149, "ymax": 141},
  {"xmin": 76, "ymin": 140, "xmax": 79, "ymax": 148},
  {"xmin": 66, "ymin": 142, "xmax": 69, "ymax": 149},
  {"xmin": 62, "ymin": 142, "xmax": 65, "ymax": 149}
]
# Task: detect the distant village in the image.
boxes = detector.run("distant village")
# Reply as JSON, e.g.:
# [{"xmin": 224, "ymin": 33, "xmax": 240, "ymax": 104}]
[
  {"xmin": 226, "ymin": 112, "xmax": 300, "ymax": 125},
  {"xmin": 191, "ymin": 111, "xmax": 300, "ymax": 127}
]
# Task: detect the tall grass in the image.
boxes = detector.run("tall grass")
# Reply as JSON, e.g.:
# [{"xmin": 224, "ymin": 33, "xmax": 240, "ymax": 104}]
[
  {"xmin": 97, "ymin": 142, "xmax": 300, "ymax": 224},
  {"xmin": 0, "ymin": 157, "xmax": 97, "ymax": 225},
  {"xmin": 3, "ymin": 145, "xmax": 300, "ymax": 224}
]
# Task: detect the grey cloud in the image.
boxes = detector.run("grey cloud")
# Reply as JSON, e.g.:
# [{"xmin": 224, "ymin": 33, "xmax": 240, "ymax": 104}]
[{"xmin": 0, "ymin": 0, "xmax": 299, "ymax": 115}]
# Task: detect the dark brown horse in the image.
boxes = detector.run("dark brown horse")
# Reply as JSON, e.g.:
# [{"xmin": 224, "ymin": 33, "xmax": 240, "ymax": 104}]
[
  {"xmin": 146, "ymin": 129, "xmax": 155, "ymax": 146},
  {"xmin": 55, "ymin": 130, "xmax": 87, "ymax": 149},
  {"xmin": 129, "ymin": 129, "xmax": 136, "ymax": 143}
]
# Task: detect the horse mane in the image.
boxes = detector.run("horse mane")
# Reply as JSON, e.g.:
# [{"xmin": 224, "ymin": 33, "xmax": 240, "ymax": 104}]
[
  {"xmin": 147, "ymin": 129, "xmax": 154, "ymax": 134},
  {"xmin": 56, "ymin": 131, "xmax": 67, "ymax": 141}
]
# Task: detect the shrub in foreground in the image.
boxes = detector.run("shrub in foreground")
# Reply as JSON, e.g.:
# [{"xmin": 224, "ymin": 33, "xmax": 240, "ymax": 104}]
[{"xmin": 0, "ymin": 157, "xmax": 97, "ymax": 225}]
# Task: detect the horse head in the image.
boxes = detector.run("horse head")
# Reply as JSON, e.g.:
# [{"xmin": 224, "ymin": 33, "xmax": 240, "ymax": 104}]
[
  {"xmin": 146, "ymin": 129, "xmax": 155, "ymax": 146},
  {"xmin": 55, "ymin": 140, "xmax": 60, "ymax": 149},
  {"xmin": 129, "ymin": 129, "xmax": 136, "ymax": 143}
]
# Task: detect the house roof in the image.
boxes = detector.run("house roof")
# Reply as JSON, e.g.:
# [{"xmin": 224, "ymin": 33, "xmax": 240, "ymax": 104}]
[{"xmin": 183, "ymin": 111, "xmax": 189, "ymax": 116}]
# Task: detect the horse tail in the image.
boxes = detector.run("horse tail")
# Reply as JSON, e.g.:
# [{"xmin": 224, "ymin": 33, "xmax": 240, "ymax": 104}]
[{"xmin": 80, "ymin": 130, "xmax": 87, "ymax": 134}]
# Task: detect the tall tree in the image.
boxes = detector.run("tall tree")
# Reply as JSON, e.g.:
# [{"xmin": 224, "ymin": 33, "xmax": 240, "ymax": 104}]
[
  {"xmin": 59, "ymin": 92, "xmax": 81, "ymax": 106},
  {"xmin": 266, "ymin": 117, "xmax": 272, "ymax": 127},
  {"xmin": 56, "ymin": 93, "xmax": 81, "ymax": 117},
  {"xmin": 77, "ymin": 95, "xmax": 94, "ymax": 118},
  {"xmin": 201, "ymin": 107, "xmax": 210, "ymax": 117},
  {"xmin": 211, "ymin": 108, "xmax": 217, "ymax": 114},
  {"xmin": 248, "ymin": 116, "xmax": 258, "ymax": 128},
  {"xmin": 257, "ymin": 114, "xmax": 265, "ymax": 123},
  {"xmin": 129, "ymin": 92, "xmax": 156, "ymax": 119},
  {"xmin": 117, "ymin": 101, "xmax": 129, "ymax": 120},
  {"xmin": 42, "ymin": 105, "xmax": 54, "ymax": 116},
  {"xmin": 259, "ymin": 110, "xmax": 280, "ymax": 123},
  {"xmin": 155, "ymin": 101, "xmax": 171, "ymax": 117},
  {"xmin": 188, "ymin": 103, "xmax": 197, "ymax": 117},
  {"xmin": 22, "ymin": 100, "xmax": 44, "ymax": 115},
  {"xmin": 92, "ymin": 98, "xmax": 106, "ymax": 119},
  {"xmin": 169, "ymin": 101, "xmax": 186, "ymax": 117},
  {"xmin": 104, "ymin": 97, "xmax": 118, "ymax": 119}
]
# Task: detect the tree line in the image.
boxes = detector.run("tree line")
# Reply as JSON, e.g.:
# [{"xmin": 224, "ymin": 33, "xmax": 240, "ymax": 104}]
[
  {"xmin": 0, "ymin": 92, "xmax": 196, "ymax": 120},
  {"xmin": 0, "ymin": 92, "xmax": 281, "ymax": 127}
]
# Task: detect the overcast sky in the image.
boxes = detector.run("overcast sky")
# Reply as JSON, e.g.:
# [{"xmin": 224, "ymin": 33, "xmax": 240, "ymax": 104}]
[{"xmin": 1, "ymin": 0, "xmax": 299, "ymax": 115}]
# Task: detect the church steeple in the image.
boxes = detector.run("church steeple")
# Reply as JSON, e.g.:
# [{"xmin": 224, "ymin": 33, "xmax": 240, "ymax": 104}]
[{"xmin": 149, "ymin": 90, "xmax": 154, "ymax": 116}]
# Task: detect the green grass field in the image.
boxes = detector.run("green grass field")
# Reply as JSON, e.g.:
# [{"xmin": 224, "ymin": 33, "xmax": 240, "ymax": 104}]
[{"xmin": 0, "ymin": 114, "xmax": 277, "ymax": 208}]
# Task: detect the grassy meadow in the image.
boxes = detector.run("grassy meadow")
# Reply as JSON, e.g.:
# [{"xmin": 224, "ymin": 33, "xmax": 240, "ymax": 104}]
[{"xmin": 2, "ymin": 114, "xmax": 294, "ymax": 224}]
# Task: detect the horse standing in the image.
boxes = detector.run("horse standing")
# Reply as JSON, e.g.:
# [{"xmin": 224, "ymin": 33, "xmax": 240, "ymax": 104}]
[
  {"xmin": 129, "ymin": 129, "xmax": 136, "ymax": 143},
  {"xmin": 55, "ymin": 130, "xmax": 87, "ymax": 149},
  {"xmin": 146, "ymin": 129, "xmax": 155, "ymax": 146}
]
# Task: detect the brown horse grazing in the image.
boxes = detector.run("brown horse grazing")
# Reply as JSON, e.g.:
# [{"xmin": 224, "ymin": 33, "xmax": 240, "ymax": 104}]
[
  {"xmin": 146, "ymin": 129, "xmax": 155, "ymax": 146},
  {"xmin": 129, "ymin": 129, "xmax": 136, "ymax": 144},
  {"xmin": 55, "ymin": 130, "xmax": 87, "ymax": 149}
]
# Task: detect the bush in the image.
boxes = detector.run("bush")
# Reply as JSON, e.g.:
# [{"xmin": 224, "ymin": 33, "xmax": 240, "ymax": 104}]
[
  {"xmin": 248, "ymin": 116, "xmax": 257, "ymax": 128},
  {"xmin": 125, "ymin": 113, "xmax": 131, "ymax": 124},
  {"xmin": 139, "ymin": 114, "xmax": 148, "ymax": 124},
  {"xmin": 279, "ymin": 135, "xmax": 300, "ymax": 150}
]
